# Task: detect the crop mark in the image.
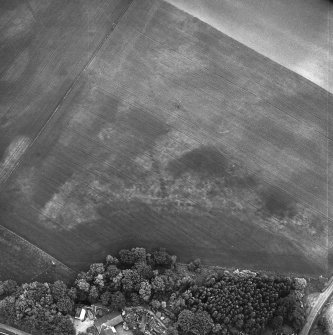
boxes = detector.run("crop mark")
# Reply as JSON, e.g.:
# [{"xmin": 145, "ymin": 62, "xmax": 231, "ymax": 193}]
[
  {"xmin": 259, "ymin": 187, "xmax": 297, "ymax": 219},
  {"xmin": 51, "ymin": 128, "xmax": 326, "ymax": 255},
  {"xmin": 103, "ymin": 79, "xmax": 328, "ymax": 218},
  {"xmin": 88, "ymin": 86, "xmax": 326, "ymax": 255},
  {"xmin": 167, "ymin": 145, "xmax": 228, "ymax": 178}
]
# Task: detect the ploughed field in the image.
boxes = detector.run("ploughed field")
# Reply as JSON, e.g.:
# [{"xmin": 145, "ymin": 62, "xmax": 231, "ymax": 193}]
[{"xmin": 0, "ymin": 0, "xmax": 331, "ymax": 282}]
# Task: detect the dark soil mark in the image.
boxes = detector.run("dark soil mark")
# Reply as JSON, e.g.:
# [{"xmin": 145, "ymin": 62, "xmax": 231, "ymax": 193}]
[
  {"xmin": 224, "ymin": 164, "xmax": 259, "ymax": 189},
  {"xmin": 0, "ymin": 37, "xmax": 33, "ymax": 94},
  {"xmin": 259, "ymin": 187, "xmax": 297, "ymax": 219},
  {"xmin": 167, "ymin": 145, "xmax": 228, "ymax": 178},
  {"xmin": 121, "ymin": 107, "xmax": 170, "ymax": 143},
  {"xmin": 106, "ymin": 107, "xmax": 170, "ymax": 179}
]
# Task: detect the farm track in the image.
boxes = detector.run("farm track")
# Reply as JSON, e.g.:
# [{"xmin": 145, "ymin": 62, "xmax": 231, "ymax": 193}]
[{"xmin": 300, "ymin": 276, "xmax": 333, "ymax": 335}]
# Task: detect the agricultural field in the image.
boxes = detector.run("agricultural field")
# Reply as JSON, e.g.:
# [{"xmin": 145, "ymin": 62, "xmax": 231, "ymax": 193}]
[
  {"xmin": 0, "ymin": 0, "xmax": 331, "ymax": 282},
  {"xmin": 0, "ymin": 0, "xmax": 133, "ymax": 282}
]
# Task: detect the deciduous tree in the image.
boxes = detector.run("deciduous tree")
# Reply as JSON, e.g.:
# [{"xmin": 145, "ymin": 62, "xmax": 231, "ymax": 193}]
[
  {"xmin": 110, "ymin": 291, "xmax": 126, "ymax": 311},
  {"xmin": 177, "ymin": 309, "xmax": 194, "ymax": 333}
]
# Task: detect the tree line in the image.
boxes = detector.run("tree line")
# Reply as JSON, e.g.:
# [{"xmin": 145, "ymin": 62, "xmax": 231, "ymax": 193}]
[{"xmin": 0, "ymin": 247, "xmax": 306, "ymax": 335}]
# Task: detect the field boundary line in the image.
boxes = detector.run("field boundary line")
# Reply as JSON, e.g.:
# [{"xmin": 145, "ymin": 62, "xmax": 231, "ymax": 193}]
[
  {"xmin": 0, "ymin": 0, "xmax": 135, "ymax": 190},
  {"xmin": 0, "ymin": 224, "xmax": 75, "ymax": 274}
]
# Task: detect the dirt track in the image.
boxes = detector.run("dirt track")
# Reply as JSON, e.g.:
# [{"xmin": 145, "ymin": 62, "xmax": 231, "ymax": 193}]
[{"xmin": 300, "ymin": 277, "xmax": 333, "ymax": 335}]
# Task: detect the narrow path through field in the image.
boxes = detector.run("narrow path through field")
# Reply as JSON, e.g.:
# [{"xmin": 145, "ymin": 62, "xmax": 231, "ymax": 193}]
[{"xmin": 300, "ymin": 276, "xmax": 333, "ymax": 335}]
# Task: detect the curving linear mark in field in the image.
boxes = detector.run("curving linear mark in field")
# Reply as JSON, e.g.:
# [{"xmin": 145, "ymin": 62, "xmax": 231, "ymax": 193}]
[{"xmin": 300, "ymin": 276, "xmax": 333, "ymax": 335}]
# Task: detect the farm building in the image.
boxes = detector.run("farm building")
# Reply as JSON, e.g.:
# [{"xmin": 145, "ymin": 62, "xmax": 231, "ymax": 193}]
[
  {"xmin": 95, "ymin": 312, "xmax": 124, "ymax": 334},
  {"xmin": 75, "ymin": 307, "xmax": 87, "ymax": 321}
]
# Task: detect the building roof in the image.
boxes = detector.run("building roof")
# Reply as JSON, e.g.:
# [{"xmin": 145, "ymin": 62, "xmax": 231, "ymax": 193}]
[
  {"xmin": 75, "ymin": 308, "xmax": 82, "ymax": 318},
  {"xmin": 95, "ymin": 312, "xmax": 123, "ymax": 329},
  {"xmin": 105, "ymin": 315, "xmax": 123, "ymax": 327}
]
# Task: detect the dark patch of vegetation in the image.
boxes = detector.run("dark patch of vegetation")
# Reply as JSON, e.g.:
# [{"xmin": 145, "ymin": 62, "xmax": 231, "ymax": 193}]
[
  {"xmin": 178, "ymin": 273, "xmax": 305, "ymax": 335},
  {"xmin": 123, "ymin": 108, "xmax": 170, "ymax": 142},
  {"xmin": 167, "ymin": 146, "xmax": 228, "ymax": 178},
  {"xmin": 0, "ymin": 247, "xmax": 306, "ymax": 335},
  {"xmin": 260, "ymin": 187, "xmax": 297, "ymax": 219}
]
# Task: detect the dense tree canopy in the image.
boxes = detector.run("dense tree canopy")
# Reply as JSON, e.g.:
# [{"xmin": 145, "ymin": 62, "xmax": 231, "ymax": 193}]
[
  {"xmin": 178, "ymin": 273, "xmax": 299, "ymax": 335},
  {"xmin": 0, "ymin": 247, "xmax": 306, "ymax": 335},
  {"xmin": 0, "ymin": 281, "xmax": 75, "ymax": 335}
]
